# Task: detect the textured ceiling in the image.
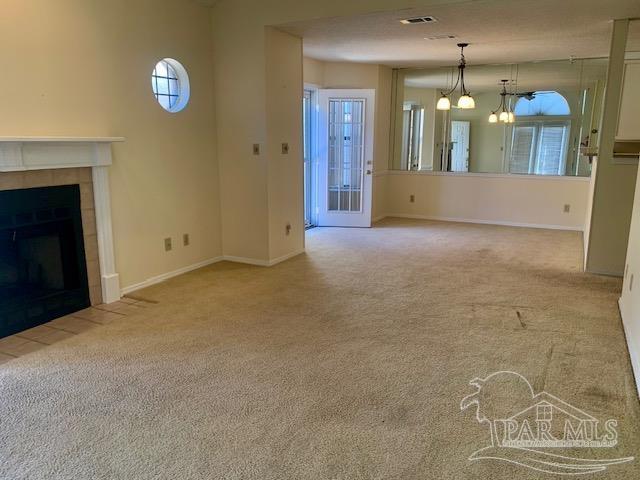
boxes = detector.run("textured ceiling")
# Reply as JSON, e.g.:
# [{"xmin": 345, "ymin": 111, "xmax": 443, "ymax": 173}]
[{"xmin": 279, "ymin": 0, "xmax": 640, "ymax": 68}]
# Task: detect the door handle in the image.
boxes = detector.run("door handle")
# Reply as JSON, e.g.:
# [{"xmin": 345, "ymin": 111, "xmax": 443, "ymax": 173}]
[{"xmin": 366, "ymin": 170, "xmax": 372, "ymax": 175}]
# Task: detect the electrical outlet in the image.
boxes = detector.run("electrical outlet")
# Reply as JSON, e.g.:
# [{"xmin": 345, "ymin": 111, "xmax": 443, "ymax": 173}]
[
  {"xmin": 164, "ymin": 237, "xmax": 172, "ymax": 252},
  {"xmin": 183, "ymin": 233, "xmax": 190, "ymax": 246},
  {"xmin": 281, "ymin": 143, "xmax": 289, "ymax": 154},
  {"xmin": 410, "ymin": 194, "xmax": 415, "ymax": 203},
  {"xmin": 285, "ymin": 223, "xmax": 292, "ymax": 236},
  {"xmin": 563, "ymin": 204, "xmax": 571, "ymax": 213},
  {"xmin": 253, "ymin": 144, "xmax": 260, "ymax": 155}
]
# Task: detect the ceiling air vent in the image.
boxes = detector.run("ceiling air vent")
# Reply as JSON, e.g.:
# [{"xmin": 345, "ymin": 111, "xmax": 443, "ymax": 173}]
[
  {"xmin": 426, "ymin": 34, "xmax": 456, "ymax": 40},
  {"xmin": 400, "ymin": 16, "xmax": 438, "ymax": 25}
]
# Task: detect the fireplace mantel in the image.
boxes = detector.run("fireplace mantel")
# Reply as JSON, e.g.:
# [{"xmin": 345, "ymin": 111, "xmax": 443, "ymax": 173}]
[
  {"xmin": 0, "ymin": 137, "xmax": 125, "ymax": 304},
  {"xmin": 0, "ymin": 137, "xmax": 125, "ymax": 172}
]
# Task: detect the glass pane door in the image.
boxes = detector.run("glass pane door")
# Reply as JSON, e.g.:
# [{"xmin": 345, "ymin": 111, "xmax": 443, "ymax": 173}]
[{"xmin": 328, "ymin": 99, "xmax": 364, "ymax": 212}]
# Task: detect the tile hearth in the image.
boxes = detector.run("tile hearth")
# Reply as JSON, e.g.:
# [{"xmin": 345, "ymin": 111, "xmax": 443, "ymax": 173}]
[{"xmin": 0, "ymin": 297, "xmax": 155, "ymax": 364}]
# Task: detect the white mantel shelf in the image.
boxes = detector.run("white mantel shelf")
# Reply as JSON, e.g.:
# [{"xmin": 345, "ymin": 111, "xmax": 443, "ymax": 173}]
[
  {"xmin": 0, "ymin": 136, "xmax": 124, "ymax": 304},
  {"xmin": 0, "ymin": 137, "xmax": 125, "ymax": 173}
]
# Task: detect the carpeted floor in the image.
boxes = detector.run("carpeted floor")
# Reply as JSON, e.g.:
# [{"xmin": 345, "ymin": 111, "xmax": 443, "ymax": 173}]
[{"xmin": 1, "ymin": 218, "xmax": 639, "ymax": 479}]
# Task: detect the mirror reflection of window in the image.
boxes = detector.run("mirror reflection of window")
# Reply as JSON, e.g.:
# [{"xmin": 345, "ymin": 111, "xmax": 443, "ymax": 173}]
[
  {"xmin": 509, "ymin": 91, "xmax": 571, "ymax": 175},
  {"xmin": 513, "ymin": 91, "xmax": 571, "ymax": 116},
  {"xmin": 401, "ymin": 104, "xmax": 425, "ymax": 170}
]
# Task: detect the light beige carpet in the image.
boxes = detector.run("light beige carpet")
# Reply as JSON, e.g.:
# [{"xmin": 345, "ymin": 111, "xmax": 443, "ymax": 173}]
[{"xmin": 1, "ymin": 218, "xmax": 639, "ymax": 479}]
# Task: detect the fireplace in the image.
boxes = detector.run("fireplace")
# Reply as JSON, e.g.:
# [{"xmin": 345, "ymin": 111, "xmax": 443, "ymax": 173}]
[
  {"xmin": 0, "ymin": 136, "xmax": 124, "ymax": 336},
  {"xmin": 0, "ymin": 185, "xmax": 90, "ymax": 338}
]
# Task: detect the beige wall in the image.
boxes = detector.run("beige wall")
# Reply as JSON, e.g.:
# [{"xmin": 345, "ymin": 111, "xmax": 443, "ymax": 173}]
[
  {"xmin": 384, "ymin": 173, "xmax": 590, "ymax": 230},
  {"xmin": 212, "ymin": 4, "xmax": 269, "ymax": 261},
  {"xmin": 1, "ymin": 0, "xmax": 221, "ymax": 290},
  {"xmin": 620, "ymin": 166, "xmax": 640, "ymax": 397},
  {"xmin": 374, "ymin": 66, "xmax": 393, "ymax": 221},
  {"xmin": 213, "ymin": 2, "xmax": 305, "ymax": 264},
  {"xmin": 585, "ymin": 20, "xmax": 637, "ymax": 276},
  {"xmin": 303, "ymin": 57, "xmax": 324, "ymax": 86},
  {"xmin": 266, "ymin": 28, "xmax": 305, "ymax": 260}
]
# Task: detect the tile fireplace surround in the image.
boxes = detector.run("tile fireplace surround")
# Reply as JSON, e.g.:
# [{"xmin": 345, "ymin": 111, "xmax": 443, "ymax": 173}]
[{"xmin": 0, "ymin": 137, "xmax": 124, "ymax": 305}]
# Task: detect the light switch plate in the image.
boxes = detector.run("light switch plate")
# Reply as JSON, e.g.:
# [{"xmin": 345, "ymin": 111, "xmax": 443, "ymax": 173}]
[
  {"xmin": 164, "ymin": 237, "xmax": 172, "ymax": 252},
  {"xmin": 281, "ymin": 143, "xmax": 289, "ymax": 154},
  {"xmin": 253, "ymin": 144, "xmax": 260, "ymax": 155},
  {"xmin": 183, "ymin": 233, "xmax": 190, "ymax": 246}
]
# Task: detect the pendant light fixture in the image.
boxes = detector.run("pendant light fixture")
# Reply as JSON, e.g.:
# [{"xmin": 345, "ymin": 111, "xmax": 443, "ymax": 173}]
[
  {"xmin": 437, "ymin": 43, "xmax": 475, "ymax": 111},
  {"xmin": 489, "ymin": 80, "xmax": 516, "ymax": 124},
  {"xmin": 489, "ymin": 80, "xmax": 515, "ymax": 124}
]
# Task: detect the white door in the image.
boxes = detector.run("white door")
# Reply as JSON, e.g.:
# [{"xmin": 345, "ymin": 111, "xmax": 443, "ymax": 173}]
[
  {"xmin": 450, "ymin": 120, "xmax": 470, "ymax": 172},
  {"xmin": 317, "ymin": 89, "xmax": 375, "ymax": 227}
]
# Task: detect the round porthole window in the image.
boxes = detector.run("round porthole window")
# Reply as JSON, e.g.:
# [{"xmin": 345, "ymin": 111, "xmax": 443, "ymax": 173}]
[{"xmin": 151, "ymin": 58, "xmax": 190, "ymax": 113}]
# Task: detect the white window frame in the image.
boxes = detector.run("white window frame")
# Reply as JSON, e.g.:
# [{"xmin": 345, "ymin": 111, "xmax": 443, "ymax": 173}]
[
  {"xmin": 509, "ymin": 117, "xmax": 571, "ymax": 175},
  {"xmin": 304, "ymin": 83, "xmax": 321, "ymax": 227},
  {"xmin": 401, "ymin": 103, "xmax": 425, "ymax": 171},
  {"xmin": 151, "ymin": 58, "xmax": 190, "ymax": 113}
]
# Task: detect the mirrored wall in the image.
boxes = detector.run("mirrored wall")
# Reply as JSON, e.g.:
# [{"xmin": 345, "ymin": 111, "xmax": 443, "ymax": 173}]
[{"xmin": 390, "ymin": 58, "xmax": 608, "ymax": 176}]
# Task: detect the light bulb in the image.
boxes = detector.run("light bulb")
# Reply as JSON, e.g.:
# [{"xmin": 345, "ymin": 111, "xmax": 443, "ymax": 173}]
[
  {"xmin": 488, "ymin": 112, "xmax": 498, "ymax": 123},
  {"xmin": 436, "ymin": 95, "xmax": 451, "ymax": 111},
  {"xmin": 508, "ymin": 112, "xmax": 515, "ymax": 123},
  {"xmin": 457, "ymin": 94, "xmax": 475, "ymax": 109},
  {"xmin": 499, "ymin": 111, "xmax": 509, "ymax": 122}
]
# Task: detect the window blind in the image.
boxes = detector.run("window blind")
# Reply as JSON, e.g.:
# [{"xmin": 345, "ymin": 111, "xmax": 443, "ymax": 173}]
[
  {"xmin": 510, "ymin": 125, "xmax": 536, "ymax": 174},
  {"xmin": 535, "ymin": 125, "xmax": 566, "ymax": 175}
]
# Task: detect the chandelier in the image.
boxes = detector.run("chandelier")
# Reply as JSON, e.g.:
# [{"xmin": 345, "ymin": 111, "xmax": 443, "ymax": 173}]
[
  {"xmin": 489, "ymin": 80, "xmax": 516, "ymax": 124},
  {"xmin": 436, "ymin": 43, "xmax": 475, "ymax": 111}
]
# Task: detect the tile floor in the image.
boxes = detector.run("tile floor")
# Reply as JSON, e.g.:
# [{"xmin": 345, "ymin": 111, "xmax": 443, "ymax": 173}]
[{"xmin": 0, "ymin": 297, "xmax": 154, "ymax": 364}]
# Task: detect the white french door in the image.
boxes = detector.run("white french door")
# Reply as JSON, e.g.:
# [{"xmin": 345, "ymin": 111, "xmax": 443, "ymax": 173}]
[
  {"xmin": 317, "ymin": 89, "xmax": 374, "ymax": 227},
  {"xmin": 450, "ymin": 120, "xmax": 470, "ymax": 172}
]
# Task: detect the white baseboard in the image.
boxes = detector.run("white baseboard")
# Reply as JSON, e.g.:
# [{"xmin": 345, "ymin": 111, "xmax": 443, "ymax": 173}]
[
  {"xmin": 380, "ymin": 214, "xmax": 583, "ymax": 232},
  {"xmin": 121, "ymin": 256, "xmax": 224, "ymax": 295},
  {"xmin": 585, "ymin": 268, "xmax": 624, "ymax": 277},
  {"xmin": 618, "ymin": 298, "xmax": 640, "ymax": 399},
  {"xmin": 121, "ymin": 250, "xmax": 306, "ymax": 295},
  {"xmin": 221, "ymin": 255, "xmax": 270, "ymax": 267},
  {"xmin": 266, "ymin": 249, "xmax": 305, "ymax": 266},
  {"xmin": 223, "ymin": 249, "xmax": 304, "ymax": 267}
]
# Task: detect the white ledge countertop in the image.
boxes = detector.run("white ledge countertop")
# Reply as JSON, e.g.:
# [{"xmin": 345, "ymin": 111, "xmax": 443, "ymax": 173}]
[{"xmin": 0, "ymin": 136, "xmax": 125, "ymax": 143}]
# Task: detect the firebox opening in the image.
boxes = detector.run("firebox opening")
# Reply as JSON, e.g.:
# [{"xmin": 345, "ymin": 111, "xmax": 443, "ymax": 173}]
[{"xmin": 0, "ymin": 185, "xmax": 90, "ymax": 338}]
